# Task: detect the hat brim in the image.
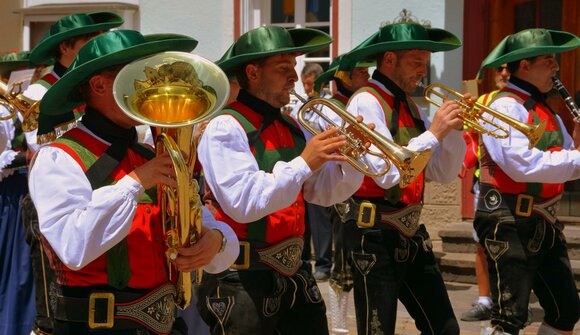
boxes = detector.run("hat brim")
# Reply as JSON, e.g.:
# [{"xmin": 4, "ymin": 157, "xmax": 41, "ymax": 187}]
[
  {"xmin": 482, "ymin": 43, "xmax": 580, "ymax": 69},
  {"xmin": 30, "ymin": 12, "xmax": 124, "ymax": 65},
  {"xmin": 40, "ymin": 34, "xmax": 198, "ymax": 119},
  {"xmin": 217, "ymin": 28, "xmax": 333, "ymax": 74},
  {"xmin": 0, "ymin": 60, "xmax": 31, "ymax": 76}
]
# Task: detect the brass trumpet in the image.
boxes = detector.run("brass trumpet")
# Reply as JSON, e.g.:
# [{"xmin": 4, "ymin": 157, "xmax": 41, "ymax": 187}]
[
  {"xmin": 113, "ymin": 51, "xmax": 230, "ymax": 309},
  {"xmin": 421, "ymin": 83, "xmax": 545, "ymax": 149},
  {"xmin": 290, "ymin": 90, "xmax": 431, "ymax": 188},
  {"xmin": 0, "ymin": 81, "xmax": 40, "ymax": 132}
]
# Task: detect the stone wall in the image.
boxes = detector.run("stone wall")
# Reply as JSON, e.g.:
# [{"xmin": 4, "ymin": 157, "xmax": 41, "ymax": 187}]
[{"xmin": 421, "ymin": 178, "xmax": 462, "ymax": 240}]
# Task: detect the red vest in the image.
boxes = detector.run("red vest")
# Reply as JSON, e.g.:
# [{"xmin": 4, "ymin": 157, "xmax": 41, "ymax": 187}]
[
  {"xmin": 46, "ymin": 128, "xmax": 168, "ymax": 289},
  {"xmin": 214, "ymin": 102, "xmax": 306, "ymax": 244},
  {"xmin": 353, "ymin": 82, "xmax": 425, "ymax": 205},
  {"xmin": 480, "ymin": 88, "xmax": 564, "ymax": 199}
]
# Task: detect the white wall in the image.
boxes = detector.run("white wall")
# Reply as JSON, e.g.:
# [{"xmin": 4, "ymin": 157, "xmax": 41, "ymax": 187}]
[{"xmin": 139, "ymin": 0, "xmax": 235, "ymax": 62}]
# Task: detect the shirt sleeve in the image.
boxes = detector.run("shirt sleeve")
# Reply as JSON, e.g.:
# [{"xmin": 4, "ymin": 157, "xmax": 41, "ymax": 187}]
[
  {"xmin": 29, "ymin": 145, "xmax": 145, "ymax": 270},
  {"xmin": 199, "ymin": 206, "xmax": 239, "ymax": 273},
  {"xmin": 198, "ymin": 115, "xmax": 313, "ymax": 223},
  {"xmin": 0, "ymin": 105, "xmax": 18, "ymax": 181},
  {"xmin": 482, "ymin": 97, "xmax": 580, "ymax": 183}
]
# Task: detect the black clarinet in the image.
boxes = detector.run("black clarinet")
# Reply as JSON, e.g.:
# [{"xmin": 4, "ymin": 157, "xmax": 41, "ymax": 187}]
[{"xmin": 552, "ymin": 77, "xmax": 580, "ymax": 123}]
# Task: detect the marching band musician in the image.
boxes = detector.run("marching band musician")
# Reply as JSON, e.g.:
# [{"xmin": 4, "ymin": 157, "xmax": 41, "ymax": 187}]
[
  {"xmin": 475, "ymin": 28, "xmax": 580, "ymax": 335},
  {"xmin": 338, "ymin": 22, "xmax": 467, "ymax": 334},
  {"xmin": 19, "ymin": 12, "xmax": 125, "ymax": 335},
  {"xmin": 310, "ymin": 52, "xmax": 372, "ymax": 335},
  {"xmin": 0, "ymin": 51, "xmax": 36, "ymax": 335},
  {"xmin": 195, "ymin": 26, "xmax": 366, "ymax": 334},
  {"xmin": 28, "ymin": 30, "xmax": 238, "ymax": 335}
]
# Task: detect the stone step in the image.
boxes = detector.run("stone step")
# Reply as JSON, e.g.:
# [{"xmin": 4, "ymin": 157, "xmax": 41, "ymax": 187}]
[
  {"xmin": 438, "ymin": 222, "xmax": 580, "ymax": 260},
  {"xmin": 435, "ymin": 250, "xmax": 580, "ymax": 288}
]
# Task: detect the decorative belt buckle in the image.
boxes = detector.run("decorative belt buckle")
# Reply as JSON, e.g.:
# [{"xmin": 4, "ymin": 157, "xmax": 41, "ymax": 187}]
[
  {"xmin": 231, "ymin": 241, "xmax": 251, "ymax": 270},
  {"xmin": 515, "ymin": 194, "xmax": 534, "ymax": 217},
  {"xmin": 88, "ymin": 292, "xmax": 114, "ymax": 329},
  {"xmin": 357, "ymin": 201, "xmax": 376, "ymax": 228}
]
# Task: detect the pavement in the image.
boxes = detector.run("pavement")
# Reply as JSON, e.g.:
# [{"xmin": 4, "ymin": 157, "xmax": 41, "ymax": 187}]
[{"xmin": 317, "ymin": 280, "xmax": 580, "ymax": 335}]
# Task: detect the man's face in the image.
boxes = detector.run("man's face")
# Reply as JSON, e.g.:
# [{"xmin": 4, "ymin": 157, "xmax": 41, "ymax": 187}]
[
  {"xmin": 302, "ymin": 74, "xmax": 316, "ymax": 97},
  {"xmin": 349, "ymin": 67, "xmax": 370, "ymax": 91},
  {"xmin": 249, "ymin": 54, "xmax": 298, "ymax": 108},
  {"xmin": 60, "ymin": 35, "xmax": 101, "ymax": 68},
  {"xmin": 526, "ymin": 54, "xmax": 559, "ymax": 93},
  {"xmin": 495, "ymin": 64, "xmax": 510, "ymax": 89},
  {"xmin": 385, "ymin": 50, "xmax": 430, "ymax": 94}
]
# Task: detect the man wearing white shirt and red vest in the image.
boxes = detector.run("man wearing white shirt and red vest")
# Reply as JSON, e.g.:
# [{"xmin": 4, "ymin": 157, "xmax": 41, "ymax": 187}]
[
  {"xmin": 338, "ymin": 23, "xmax": 467, "ymax": 334},
  {"xmin": 18, "ymin": 12, "xmax": 124, "ymax": 335},
  {"xmin": 475, "ymin": 28, "xmax": 580, "ymax": 335},
  {"xmin": 28, "ymin": 30, "xmax": 239, "ymax": 335},
  {"xmin": 196, "ymin": 26, "xmax": 365, "ymax": 334}
]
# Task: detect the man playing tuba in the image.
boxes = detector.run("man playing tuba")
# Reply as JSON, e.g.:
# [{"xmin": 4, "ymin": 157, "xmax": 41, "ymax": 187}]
[{"xmin": 28, "ymin": 30, "xmax": 238, "ymax": 335}]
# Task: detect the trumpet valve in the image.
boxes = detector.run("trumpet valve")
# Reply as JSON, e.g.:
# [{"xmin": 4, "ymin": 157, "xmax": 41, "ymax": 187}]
[
  {"xmin": 165, "ymin": 229, "xmax": 179, "ymax": 260},
  {"xmin": 341, "ymin": 125, "xmax": 367, "ymax": 158}
]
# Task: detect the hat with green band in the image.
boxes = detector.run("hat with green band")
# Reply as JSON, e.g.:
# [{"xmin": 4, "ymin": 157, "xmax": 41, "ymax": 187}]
[
  {"xmin": 0, "ymin": 51, "xmax": 32, "ymax": 76},
  {"xmin": 30, "ymin": 12, "xmax": 125, "ymax": 65},
  {"xmin": 477, "ymin": 28, "xmax": 580, "ymax": 78},
  {"xmin": 216, "ymin": 25, "xmax": 333, "ymax": 74},
  {"xmin": 38, "ymin": 29, "xmax": 198, "ymax": 135},
  {"xmin": 340, "ymin": 23, "xmax": 461, "ymax": 67}
]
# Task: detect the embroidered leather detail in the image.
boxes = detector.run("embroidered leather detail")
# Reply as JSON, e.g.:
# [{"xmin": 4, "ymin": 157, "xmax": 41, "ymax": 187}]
[
  {"xmin": 378, "ymin": 203, "xmax": 422, "ymax": 237},
  {"xmin": 258, "ymin": 237, "xmax": 304, "ymax": 277},
  {"xmin": 116, "ymin": 284, "xmax": 176, "ymax": 334},
  {"xmin": 484, "ymin": 189, "xmax": 502, "ymax": 211},
  {"xmin": 484, "ymin": 239, "xmax": 509, "ymax": 261},
  {"xmin": 206, "ymin": 296, "xmax": 234, "ymax": 325},
  {"xmin": 351, "ymin": 252, "xmax": 376, "ymax": 276},
  {"xmin": 532, "ymin": 195, "xmax": 561, "ymax": 225}
]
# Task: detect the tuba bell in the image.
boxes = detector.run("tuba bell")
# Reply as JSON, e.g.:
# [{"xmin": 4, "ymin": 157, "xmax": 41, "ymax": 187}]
[
  {"xmin": 0, "ymin": 81, "xmax": 40, "ymax": 132},
  {"xmin": 290, "ymin": 90, "xmax": 432, "ymax": 188},
  {"xmin": 421, "ymin": 83, "xmax": 546, "ymax": 149},
  {"xmin": 113, "ymin": 51, "xmax": 230, "ymax": 309}
]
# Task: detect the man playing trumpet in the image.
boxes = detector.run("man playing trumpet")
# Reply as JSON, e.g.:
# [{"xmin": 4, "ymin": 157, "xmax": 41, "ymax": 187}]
[
  {"xmin": 475, "ymin": 28, "xmax": 580, "ymax": 335},
  {"xmin": 338, "ymin": 22, "xmax": 467, "ymax": 335}
]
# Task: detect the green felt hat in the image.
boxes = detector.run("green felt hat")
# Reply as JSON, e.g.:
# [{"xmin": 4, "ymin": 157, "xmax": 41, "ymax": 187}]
[
  {"xmin": 313, "ymin": 54, "xmax": 374, "ymax": 95},
  {"xmin": 478, "ymin": 28, "xmax": 580, "ymax": 78},
  {"xmin": 38, "ymin": 29, "xmax": 198, "ymax": 135},
  {"xmin": 30, "ymin": 12, "xmax": 125, "ymax": 65},
  {"xmin": 217, "ymin": 26, "xmax": 333, "ymax": 74},
  {"xmin": 0, "ymin": 51, "xmax": 32, "ymax": 76},
  {"xmin": 340, "ymin": 23, "xmax": 461, "ymax": 64}
]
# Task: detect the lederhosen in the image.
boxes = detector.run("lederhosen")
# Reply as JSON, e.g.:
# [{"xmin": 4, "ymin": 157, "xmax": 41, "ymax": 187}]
[
  {"xmin": 41, "ymin": 127, "xmax": 177, "ymax": 335},
  {"xmin": 195, "ymin": 98, "xmax": 328, "ymax": 335},
  {"xmin": 475, "ymin": 86, "xmax": 580, "ymax": 333},
  {"xmin": 340, "ymin": 76, "xmax": 459, "ymax": 335}
]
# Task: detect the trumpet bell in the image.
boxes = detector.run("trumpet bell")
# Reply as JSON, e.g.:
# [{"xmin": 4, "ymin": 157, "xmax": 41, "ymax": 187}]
[{"xmin": 113, "ymin": 51, "xmax": 229, "ymax": 127}]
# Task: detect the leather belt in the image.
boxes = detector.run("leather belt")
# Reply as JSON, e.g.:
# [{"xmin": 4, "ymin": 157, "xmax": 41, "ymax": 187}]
[
  {"xmin": 335, "ymin": 197, "xmax": 423, "ymax": 238},
  {"xmin": 231, "ymin": 236, "xmax": 304, "ymax": 276},
  {"xmin": 54, "ymin": 283, "xmax": 176, "ymax": 334},
  {"xmin": 478, "ymin": 184, "xmax": 561, "ymax": 224}
]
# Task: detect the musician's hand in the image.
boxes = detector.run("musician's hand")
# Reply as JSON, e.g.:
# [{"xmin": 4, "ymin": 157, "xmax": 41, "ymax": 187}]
[
  {"xmin": 301, "ymin": 127, "xmax": 347, "ymax": 171},
  {"xmin": 573, "ymin": 121, "xmax": 580, "ymax": 150},
  {"xmin": 128, "ymin": 152, "xmax": 176, "ymax": 190},
  {"xmin": 429, "ymin": 100, "xmax": 464, "ymax": 141},
  {"xmin": 173, "ymin": 226, "xmax": 223, "ymax": 272}
]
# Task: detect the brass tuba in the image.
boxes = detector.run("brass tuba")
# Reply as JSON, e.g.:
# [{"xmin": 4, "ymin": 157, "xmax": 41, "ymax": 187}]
[
  {"xmin": 290, "ymin": 90, "xmax": 432, "ymax": 188},
  {"xmin": 0, "ymin": 81, "xmax": 40, "ymax": 132},
  {"xmin": 113, "ymin": 51, "xmax": 230, "ymax": 309},
  {"xmin": 421, "ymin": 83, "xmax": 546, "ymax": 149}
]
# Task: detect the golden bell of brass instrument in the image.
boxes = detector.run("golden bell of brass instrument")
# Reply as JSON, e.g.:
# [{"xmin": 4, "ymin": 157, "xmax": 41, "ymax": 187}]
[
  {"xmin": 113, "ymin": 51, "xmax": 230, "ymax": 309},
  {"xmin": 421, "ymin": 83, "xmax": 546, "ymax": 149},
  {"xmin": 290, "ymin": 89, "xmax": 431, "ymax": 188},
  {"xmin": 0, "ymin": 81, "xmax": 40, "ymax": 132}
]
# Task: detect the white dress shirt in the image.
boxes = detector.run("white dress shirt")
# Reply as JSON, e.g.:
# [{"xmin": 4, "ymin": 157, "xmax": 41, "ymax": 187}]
[
  {"xmin": 346, "ymin": 78, "xmax": 466, "ymax": 188},
  {"xmin": 198, "ymin": 112, "xmax": 364, "ymax": 224},
  {"xmin": 21, "ymin": 82, "xmax": 51, "ymax": 153},
  {"xmin": 29, "ymin": 123, "xmax": 238, "ymax": 273},
  {"xmin": 0, "ymin": 105, "xmax": 19, "ymax": 181},
  {"xmin": 483, "ymin": 82, "xmax": 580, "ymax": 183}
]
